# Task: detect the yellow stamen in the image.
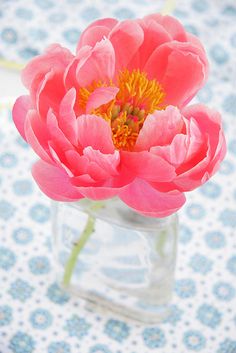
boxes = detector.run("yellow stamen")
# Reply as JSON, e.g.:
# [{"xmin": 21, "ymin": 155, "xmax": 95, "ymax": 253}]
[{"xmin": 78, "ymin": 69, "xmax": 165, "ymax": 150}]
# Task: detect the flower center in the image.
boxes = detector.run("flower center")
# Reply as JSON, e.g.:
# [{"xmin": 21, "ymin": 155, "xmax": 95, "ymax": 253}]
[{"xmin": 78, "ymin": 69, "xmax": 165, "ymax": 150}]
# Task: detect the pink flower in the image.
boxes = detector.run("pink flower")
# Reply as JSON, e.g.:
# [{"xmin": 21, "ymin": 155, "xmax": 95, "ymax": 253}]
[{"xmin": 12, "ymin": 14, "xmax": 226, "ymax": 217}]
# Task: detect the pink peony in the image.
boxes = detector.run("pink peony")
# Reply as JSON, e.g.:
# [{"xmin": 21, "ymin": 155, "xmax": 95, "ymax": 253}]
[{"xmin": 13, "ymin": 14, "xmax": 226, "ymax": 217}]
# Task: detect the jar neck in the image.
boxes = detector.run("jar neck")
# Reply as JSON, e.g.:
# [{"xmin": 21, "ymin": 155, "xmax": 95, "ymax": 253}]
[{"xmin": 63, "ymin": 198, "xmax": 178, "ymax": 232}]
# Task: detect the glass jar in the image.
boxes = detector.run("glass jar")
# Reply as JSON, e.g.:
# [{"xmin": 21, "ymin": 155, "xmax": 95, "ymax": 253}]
[{"xmin": 52, "ymin": 198, "xmax": 178, "ymax": 324}]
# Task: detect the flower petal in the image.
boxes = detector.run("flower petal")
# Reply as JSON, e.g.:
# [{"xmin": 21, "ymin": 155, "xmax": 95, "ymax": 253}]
[
  {"xmin": 77, "ymin": 38, "xmax": 115, "ymax": 87},
  {"xmin": 22, "ymin": 44, "xmax": 73, "ymax": 90},
  {"xmin": 86, "ymin": 86, "xmax": 119, "ymax": 114},
  {"xmin": 12, "ymin": 95, "xmax": 31, "ymax": 140},
  {"xmin": 121, "ymin": 150, "xmax": 175, "ymax": 182},
  {"xmin": 32, "ymin": 160, "xmax": 83, "ymax": 201},
  {"xmin": 135, "ymin": 106, "xmax": 184, "ymax": 151},
  {"xmin": 119, "ymin": 178, "xmax": 186, "ymax": 217},
  {"xmin": 36, "ymin": 69, "xmax": 66, "ymax": 119},
  {"xmin": 77, "ymin": 115, "xmax": 114, "ymax": 153},
  {"xmin": 24, "ymin": 110, "xmax": 52, "ymax": 163},
  {"xmin": 145, "ymin": 42, "xmax": 208, "ymax": 107},
  {"xmin": 143, "ymin": 14, "xmax": 187, "ymax": 41},
  {"xmin": 76, "ymin": 18, "xmax": 118, "ymax": 51},
  {"xmin": 109, "ymin": 20, "xmax": 144, "ymax": 72},
  {"xmin": 83, "ymin": 146, "xmax": 120, "ymax": 176},
  {"xmin": 135, "ymin": 19, "xmax": 171, "ymax": 69},
  {"xmin": 58, "ymin": 88, "xmax": 77, "ymax": 145}
]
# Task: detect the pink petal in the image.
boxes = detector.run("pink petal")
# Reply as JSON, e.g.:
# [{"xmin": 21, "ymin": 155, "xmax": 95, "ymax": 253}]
[
  {"xmin": 46, "ymin": 109, "xmax": 73, "ymax": 152},
  {"xmin": 78, "ymin": 185, "xmax": 119, "ymax": 200},
  {"xmin": 58, "ymin": 88, "xmax": 77, "ymax": 145},
  {"xmin": 108, "ymin": 20, "xmax": 144, "ymax": 73},
  {"xmin": 143, "ymin": 14, "xmax": 187, "ymax": 41},
  {"xmin": 36, "ymin": 69, "xmax": 66, "ymax": 119},
  {"xmin": 86, "ymin": 86, "xmax": 119, "ymax": 114},
  {"xmin": 174, "ymin": 104, "xmax": 226, "ymax": 191},
  {"xmin": 83, "ymin": 146, "xmax": 120, "ymax": 176},
  {"xmin": 120, "ymin": 150, "xmax": 175, "ymax": 182},
  {"xmin": 76, "ymin": 18, "xmax": 118, "ymax": 52},
  {"xmin": 32, "ymin": 160, "xmax": 83, "ymax": 201},
  {"xmin": 135, "ymin": 19, "xmax": 171, "ymax": 69},
  {"xmin": 77, "ymin": 38, "xmax": 115, "ymax": 87},
  {"xmin": 12, "ymin": 95, "xmax": 31, "ymax": 140},
  {"xmin": 144, "ymin": 42, "xmax": 208, "ymax": 107},
  {"xmin": 24, "ymin": 110, "xmax": 52, "ymax": 163},
  {"xmin": 77, "ymin": 115, "xmax": 114, "ymax": 154},
  {"xmin": 22, "ymin": 44, "xmax": 73, "ymax": 89},
  {"xmin": 150, "ymin": 134, "xmax": 188, "ymax": 167},
  {"xmin": 135, "ymin": 106, "xmax": 184, "ymax": 151},
  {"xmin": 119, "ymin": 178, "xmax": 186, "ymax": 217},
  {"xmin": 65, "ymin": 150, "xmax": 89, "ymax": 176}
]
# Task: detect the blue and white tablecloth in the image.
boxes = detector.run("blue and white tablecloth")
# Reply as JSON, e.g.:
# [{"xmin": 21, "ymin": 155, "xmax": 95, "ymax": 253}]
[{"xmin": 0, "ymin": 1, "xmax": 236, "ymax": 352}]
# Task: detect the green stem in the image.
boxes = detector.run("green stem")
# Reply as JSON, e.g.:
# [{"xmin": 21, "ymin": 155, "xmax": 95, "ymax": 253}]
[
  {"xmin": 155, "ymin": 229, "xmax": 167, "ymax": 258},
  {"xmin": 63, "ymin": 215, "xmax": 95, "ymax": 287}
]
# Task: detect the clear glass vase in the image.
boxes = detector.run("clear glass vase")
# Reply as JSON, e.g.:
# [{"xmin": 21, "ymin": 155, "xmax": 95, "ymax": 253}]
[{"xmin": 52, "ymin": 198, "xmax": 178, "ymax": 324}]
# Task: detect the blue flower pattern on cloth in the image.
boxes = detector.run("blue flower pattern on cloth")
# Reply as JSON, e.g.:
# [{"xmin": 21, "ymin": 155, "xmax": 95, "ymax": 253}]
[
  {"xmin": 0, "ymin": 0, "xmax": 236, "ymax": 351},
  {"xmin": 64, "ymin": 315, "xmax": 91, "ymax": 338}
]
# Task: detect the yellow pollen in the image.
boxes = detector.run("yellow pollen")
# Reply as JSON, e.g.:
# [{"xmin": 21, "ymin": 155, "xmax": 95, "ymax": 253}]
[{"xmin": 78, "ymin": 69, "xmax": 165, "ymax": 150}]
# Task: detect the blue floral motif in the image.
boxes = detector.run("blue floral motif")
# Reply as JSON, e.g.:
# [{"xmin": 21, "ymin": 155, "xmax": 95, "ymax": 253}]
[
  {"xmin": 34, "ymin": 0, "xmax": 54, "ymax": 10},
  {"xmin": 0, "ymin": 200, "xmax": 15, "ymax": 220},
  {"xmin": 192, "ymin": 0, "xmax": 208, "ymax": 12},
  {"xmin": 210, "ymin": 44, "xmax": 229, "ymax": 64},
  {"xmin": 30, "ymin": 309, "xmax": 53, "ymax": 329},
  {"xmin": 164, "ymin": 304, "xmax": 183, "ymax": 325},
  {"xmin": 0, "ymin": 152, "xmax": 17, "ymax": 168},
  {"xmin": 18, "ymin": 47, "xmax": 39, "ymax": 60},
  {"xmin": 28, "ymin": 256, "xmax": 51, "ymax": 275},
  {"xmin": 189, "ymin": 254, "xmax": 213, "ymax": 274},
  {"xmin": 48, "ymin": 12, "xmax": 67, "ymax": 23},
  {"xmin": 12, "ymin": 227, "xmax": 33, "ymax": 245},
  {"xmin": 219, "ymin": 160, "xmax": 235, "ymax": 175},
  {"xmin": 0, "ymin": 305, "xmax": 12, "ymax": 326},
  {"xmin": 46, "ymin": 283, "xmax": 69, "ymax": 304},
  {"xmin": 114, "ymin": 7, "xmax": 135, "ymax": 20},
  {"xmin": 89, "ymin": 344, "xmax": 112, "ymax": 353},
  {"xmin": 222, "ymin": 94, "xmax": 236, "ymax": 115},
  {"xmin": 204, "ymin": 230, "xmax": 226, "ymax": 249},
  {"xmin": 29, "ymin": 203, "xmax": 50, "ymax": 223},
  {"xmin": 9, "ymin": 332, "xmax": 35, "ymax": 353},
  {"xmin": 15, "ymin": 7, "xmax": 33, "ymax": 20},
  {"xmin": 197, "ymin": 84, "xmax": 212, "ymax": 103},
  {"xmin": 175, "ymin": 279, "xmax": 196, "ymax": 298},
  {"xmin": 0, "ymin": 246, "xmax": 16, "ymax": 270},
  {"xmin": 213, "ymin": 282, "xmax": 235, "ymax": 301},
  {"xmin": 226, "ymin": 256, "xmax": 236, "ymax": 275},
  {"xmin": 15, "ymin": 136, "xmax": 29, "ymax": 149},
  {"xmin": 142, "ymin": 327, "xmax": 166, "ymax": 349},
  {"xmin": 63, "ymin": 28, "xmax": 81, "ymax": 44},
  {"xmin": 179, "ymin": 225, "xmax": 193, "ymax": 244},
  {"xmin": 199, "ymin": 181, "xmax": 221, "ymax": 198},
  {"xmin": 64, "ymin": 315, "xmax": 90, "ymax": 338},
  {"xmin": 8, "ymin": 279, "xmax": 34, "ymax": 302},
  {"xmin": 197, "ymin": 304, "xmax": 222, "ymax": 328},
  {"xmin": 217, "ymin": 339, "xmax": 236, "ymax": 353},
  {"xmin": 48, "ymin": 342, "xmax": 71, "ymax": 353},
  {"xmin": 183, "ymin": 330, "xmax": 206, "ymax": 351},
  {"xmin": 186, "ymin": 203, "xmax": 205, "ymax": 220},
  {"xmin": 13, "ymin": 179, "xmax": 33, "ymax": 196},
  {"xmin": 104, "ymin": 319, "xmax": 130, "ymax": 342},
  {"xmin": 0, "ymin": 27, "xmax": 18, "ymax": 44},
  {"xmin": 81, "ymin": 6, "xmax": 101, "ymax": 21},
  {"xmin": 228, "ymin": 139, "xmax": 236, "ymax": 154},
  {"xmin": 29, "ymin": 28, "xmax": 47, "ymax": 40},
  {"xmin": 219, "ymin": 209, "xmax": 236, "ymax": 228}
]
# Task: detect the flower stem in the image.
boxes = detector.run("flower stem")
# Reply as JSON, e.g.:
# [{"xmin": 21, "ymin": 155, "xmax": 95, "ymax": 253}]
[{"xmin": 63, "ymin": 215, "xmax": 95, "ymax": 287}]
